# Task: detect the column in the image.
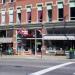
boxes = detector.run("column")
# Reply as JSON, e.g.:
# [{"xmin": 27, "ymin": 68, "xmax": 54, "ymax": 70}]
[{"xmin": 13, "ymin": 29, "xmax": 17, "ymax": 54}]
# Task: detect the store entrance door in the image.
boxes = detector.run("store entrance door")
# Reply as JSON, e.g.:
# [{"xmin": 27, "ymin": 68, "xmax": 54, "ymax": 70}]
[{"xmin": 0, "ymin": 43, "xmax": 13, "ymax": 55}]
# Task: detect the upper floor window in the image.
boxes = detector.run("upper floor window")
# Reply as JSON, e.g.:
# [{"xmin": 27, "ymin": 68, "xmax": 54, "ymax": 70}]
[
  {"xmin": 58, "ymin": 2, "xmax": 64, "ymax": 21},
  {"xmin": 2, "ymin": 0, "xmax": 5, "ymax": 4},
  {"xmin": 10, "ymin": 0, "xmax": 14, "ymax": 2},
  {"xmin": 47, "ymin": 3, "xmax": 52, "ymax": 22},
  {"xmin": 57, "ymin": 0, "xmax": 63, "ymax": 1},
  {"xmin": 57, "ymin": 2, "xmax": 63, "ymax": 21},
  {"xmin": 26, "ymin": 6, "xmax": 32, "ymax": 23},
  {"xmin": 9, "ymin": 9, "xmax": 14, "ymax": 24},
  {"xmin": 1, "ymin": 10, "xmax": 5, "ymax": 25},
  {"xmin": 37, "ymin": 4, "xmax": 43, "ymax": 22},
  {"xmin": 17, "ymin": 8, "xmax": 21, "ymax": 24},
  {"xmin": 69, "ymin": 0, "xmax": 75, "ymax": 20}
]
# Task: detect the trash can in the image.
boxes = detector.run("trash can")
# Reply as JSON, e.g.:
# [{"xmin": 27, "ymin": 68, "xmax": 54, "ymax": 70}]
[
  {"xmin": 68, "ymin": 48, "xmax": 75, "ymax": 59},
  {"xmin": 74, "ymin": 51, "xmax": 75, "ymax": 58},
  {"xmin": 69, "ymin": 51, "xmax": 74, "ymax": 59}
]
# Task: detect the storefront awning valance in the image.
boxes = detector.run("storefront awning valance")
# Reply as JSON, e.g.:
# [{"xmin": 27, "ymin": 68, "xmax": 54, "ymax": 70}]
[
  {"xmin": 43, "ymin": 36, "xmax": 75, "ymax": 40},
  {"xmin": 0, "ymin": 38, "xmax": 13, "ymax": 43}
]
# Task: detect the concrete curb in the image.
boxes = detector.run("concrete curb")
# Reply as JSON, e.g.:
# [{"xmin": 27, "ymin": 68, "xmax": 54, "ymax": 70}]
[{"xmin": 0, "ymin": 55, "xmax": 75, "ymax": 61}]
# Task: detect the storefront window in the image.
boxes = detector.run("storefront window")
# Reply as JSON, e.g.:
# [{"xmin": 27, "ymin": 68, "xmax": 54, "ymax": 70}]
[
  {"xmin": 0, "ymin": 30, "xmax": 6, "ymax": 37},
  {"xmin": 7, "ymin": 30, "xmax": 13, "ymax": 37}
]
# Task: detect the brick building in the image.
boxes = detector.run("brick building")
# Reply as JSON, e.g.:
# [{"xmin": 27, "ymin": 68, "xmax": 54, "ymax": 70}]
[{"xmin": 0, "ymin": 0, "xmax": 75, "ymax": 55}]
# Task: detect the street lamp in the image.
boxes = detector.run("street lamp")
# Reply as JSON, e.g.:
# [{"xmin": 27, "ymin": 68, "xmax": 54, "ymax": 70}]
[
  {"xmin": 35, "ymin": 28, "xmax": 37, "ymax": 55},
  {"xmin": 34, "ymin": 23, "xmax": 47, "ymax": 56},
  {"xmin": 41, "ymin": 24, "xmax": 47, "ymax": 56},
  {"xmin": 41, "ymin": 24, "xmax": 45, "ymax": 46},
  {"xmin": 0, "ymin": 44, "xmax": 2, "ymax": 56}
]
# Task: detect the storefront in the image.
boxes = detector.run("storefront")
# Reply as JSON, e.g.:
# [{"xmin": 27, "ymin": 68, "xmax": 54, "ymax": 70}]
[
  {"xmin": 16, "ymin": 29, "xmax": 42, "ymax": 54},
  {"xmin": 14, "ymin": 22, "xmax": 75, "ymax": 55},
  {"xmin": 0, "ymin": 22, "xmax": 75, "ymax": 55},
  {"xmin": 0, "ymin": 30, "xmax": 13, "ymax": 55}
]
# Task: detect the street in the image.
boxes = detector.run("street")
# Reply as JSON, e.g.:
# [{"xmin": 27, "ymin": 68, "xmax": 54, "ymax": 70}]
[{"xmin": 0, "ymin": 56, "xmax": 75, "ymax": 75}]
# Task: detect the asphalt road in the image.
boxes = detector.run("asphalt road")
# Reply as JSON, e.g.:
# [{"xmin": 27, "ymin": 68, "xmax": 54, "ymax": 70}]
[{"xmin": 0, "ymin": 58, "xmax": 75, "ymax": 75}]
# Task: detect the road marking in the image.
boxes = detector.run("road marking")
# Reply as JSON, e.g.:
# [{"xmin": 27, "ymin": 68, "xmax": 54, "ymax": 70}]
[{"xmin": 30, "ymin": 62, "xmax": 74, "ymax": 75}]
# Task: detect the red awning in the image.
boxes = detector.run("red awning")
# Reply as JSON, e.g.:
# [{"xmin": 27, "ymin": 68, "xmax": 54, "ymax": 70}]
[
  {"xmin": 17, "ymin": 29, "xmax": 33, "ymax": 37},
  {"xmin": 17, "ymin": 29, "xmax": 28, "ymax": 36}
]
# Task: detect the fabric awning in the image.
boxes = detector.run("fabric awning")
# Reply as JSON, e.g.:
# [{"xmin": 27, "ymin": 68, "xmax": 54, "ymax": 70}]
[
  {"xmin": 43, "ymin": 36, "xmax": 75, "ymax": 40},
  {"xmin": 0, "ymin": 38, "xmax": 13, "ymax": 43}
]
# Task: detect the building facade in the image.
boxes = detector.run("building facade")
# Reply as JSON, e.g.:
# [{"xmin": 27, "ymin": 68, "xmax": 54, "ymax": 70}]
[{"xmin": 0, "ymin": 0, "xmax": 75, "ymax": 55}]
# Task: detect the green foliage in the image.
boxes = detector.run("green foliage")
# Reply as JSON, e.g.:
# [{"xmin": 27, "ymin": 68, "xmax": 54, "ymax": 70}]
[{"xmin": 69, "ymin": 48, "xmax": 75, "ymax": 52}]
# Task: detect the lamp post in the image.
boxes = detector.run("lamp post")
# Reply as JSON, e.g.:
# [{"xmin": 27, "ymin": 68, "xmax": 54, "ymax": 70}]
[
  {"xmin": 41, "ymin": 24, "xmax": 44, "ymax": 58},
  {"xmin": 35, "ymin": 28, "xmax": 37, "ymax": 56},
  {"xmin": 0, "ymin": 44, "xmax": 2, "ymax": 56},
  {"xmin": 41, "ymin": 24, "xmax": 47, "ymax": 57},
  {"xmin": 41, "ymin": 24, "xmax": 44, "ymax": 46},
  {"xmin": 34, "ymin": 23, "xmax": 47, "ymax": 57}
]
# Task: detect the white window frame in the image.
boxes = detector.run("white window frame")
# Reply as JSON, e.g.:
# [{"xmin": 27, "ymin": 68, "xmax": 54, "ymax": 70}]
[
  {"xmin": 2, "ymin": 0, "xmax": 5, "ymax": 4},
  {"xmin": 57, "ymin": 2, "xmax": 63, "ymax": 9},
  {"xmin": 9, "ymin": 8, "xmax": 14, "ymax": 25},
  {"xmin": 46, "ymin": 3, "xmax": 53, "ymax": 22},
  {"xmin": 1, "ymin": 9, "xmax": 6, "ymax": 25},
  {"xmin": 26, "ymin": 5, "xmax": 32, "ymax": 23},
  {"xmin": 10, "ymin": 0, "xmax": 14, "ymax": 3},
  {"xmin": 69, "ymin": 0, "xmax": 75, "ymax": 21},
  {"xmin": 16, "ymin": 7, "xmax": 22, "ymax": 24},
  {"xmin": 57, "ymin": 1, "xmax": 64, "ymax": 21},
  {"xmin": 26, "ymin": 5, "xmax": 32, "ymax": 12},
  {"xmin": 56, "ymin": 0, "xmax": 63, "ymax": 22},
  {"xmin": 37, "ymin": 4, "xmax": 43, "ymax": 23}
]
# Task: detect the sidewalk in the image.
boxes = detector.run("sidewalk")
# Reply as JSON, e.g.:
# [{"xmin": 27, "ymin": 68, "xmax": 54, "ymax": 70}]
[{"xmin": 0, "ymin": 54, "xmax": 75, "ymax": 61}]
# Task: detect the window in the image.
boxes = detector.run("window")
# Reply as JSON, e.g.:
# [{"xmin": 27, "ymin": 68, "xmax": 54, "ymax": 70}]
[
  {"xmin": 9, "ymin": 9, "xmax": 13, "ymax": 24},
  {"xmin": 69, "ymin": 0, "xmax": 75, "ymax": 20},
  {"xmin": 1, "ymin": 10, "xmax": 5, "ymax": 25},
  {"xmin": 10, "ymin": 0, "xmax": 14, "ymax": 2},
  {"xmin": 47, "ymin": 4, "xmax": 52, "ymax": 22},
  {"xmin": 36, "ymin": 30, "xmax": 42, "ymax": 38},
  {"xmin": 26, "ymin": 6, "xmax": 32, "ymax": 23},
  {"xmin": 0, "ymin": 30, "xmax": 6, "ymax": 37},
  {"xmin": 7, "ymin": 30, "xmax": 13, "ymax": 37},
  {"xmin": 58, "ymin": 2, "xmax": 63, "ymax": 21},
  {"xmin": 2, "ymin": 0, "xmax": 5, "ymax": 4},
  {"xmin": 17, "ymin": 8, "xmax": 21, "ymax": 23},
  {"xmin": 37, "ymin": 5, "xmax": 43, "ymax": 22}
]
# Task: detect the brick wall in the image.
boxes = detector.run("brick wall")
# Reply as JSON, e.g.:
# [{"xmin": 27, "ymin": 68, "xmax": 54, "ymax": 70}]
[
  {"xmin": 0, "ymin": 0, "xmax": 70, "ymax": 24},
  {"xmin": 64, "ymin": 0, "xmax": 69, "ymax": 21}
]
